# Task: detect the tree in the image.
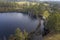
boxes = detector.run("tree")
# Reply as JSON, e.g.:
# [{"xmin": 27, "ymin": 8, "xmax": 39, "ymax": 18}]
[
  {"xmin": 46, "ymin": 13, "xmax": 60, "ymax": 33},
  {"xmin": 15, "ymin": 28, "xmax": 25, "ymax": 40},
  {"xmin": 23, "ymin": 30, "xmax": 28, "ymax": 40},
  {"xmin": 44, "ymin": 3, "xmax": 60, "ymax": 33}
]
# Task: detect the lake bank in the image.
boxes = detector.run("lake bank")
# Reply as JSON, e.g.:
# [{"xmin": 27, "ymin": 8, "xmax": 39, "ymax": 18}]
[{"xmin": 44, "ymin": 33, "xmax": 60, "ymax": 40}]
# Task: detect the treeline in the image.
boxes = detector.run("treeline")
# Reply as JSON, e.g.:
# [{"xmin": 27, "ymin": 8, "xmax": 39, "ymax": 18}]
[
  {"xmin": 0, "ymin": 2, "xmax": 50, "ymax": 13},
  {"xmin": 0, "ymin": 2, "xmax": 17, "ymax": 12},
  {"xmin": 0, "ymin": 2, "xmax": 29, "ymax": 12}
]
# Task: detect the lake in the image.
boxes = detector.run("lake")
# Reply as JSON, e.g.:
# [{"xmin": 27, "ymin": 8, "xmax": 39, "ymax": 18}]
[{"xmin": 0, "ymin": 13, "xmax": 39, "ymax": 39}]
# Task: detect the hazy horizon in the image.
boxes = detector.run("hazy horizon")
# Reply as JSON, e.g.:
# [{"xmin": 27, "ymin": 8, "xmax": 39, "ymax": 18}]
[{"xmin": 0, "ymin": 0, "xmax": 60, "ymax": 2}]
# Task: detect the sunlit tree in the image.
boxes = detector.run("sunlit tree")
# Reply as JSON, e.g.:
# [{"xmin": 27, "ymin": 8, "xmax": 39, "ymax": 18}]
[{"xmin": 15, "ymin": 28, "xmax": 25, "ymax": 40}]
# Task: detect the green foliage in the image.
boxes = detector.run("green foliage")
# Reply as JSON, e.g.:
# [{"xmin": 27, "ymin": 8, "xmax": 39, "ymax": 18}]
[
  {"xmin": 0, "ymin": 2, "xmax": 49, "ymax": 13},
  {"xmin": 15, "ymin": 28, "xmax": 25, "ymax": 40},
  {"xmin": 43, "ymin": 11, "xmax": 50, "ymax": 18},
  {"xmin": 46, "ymin": 13, "xmax": 60, "ymax": 32},
  {"xmin": 44, "ymin": 3, "xmax": 60, "ymax": 33},
  {"xmin": 15, "ymin": 28, "xmax": 28, "ymax": 40},
  {"xmin": 23, "ymin": 30, "xmax": 28, "ymax": 40},
  {"xmin": 28, "ymin": 3, "xmax": 46, "ymax": 15}
]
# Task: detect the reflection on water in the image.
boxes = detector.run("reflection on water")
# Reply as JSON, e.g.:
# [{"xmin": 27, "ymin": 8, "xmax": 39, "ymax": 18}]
[{"xmin": 0, "ymin": 13, "xmax": 38, "ymax": 38}]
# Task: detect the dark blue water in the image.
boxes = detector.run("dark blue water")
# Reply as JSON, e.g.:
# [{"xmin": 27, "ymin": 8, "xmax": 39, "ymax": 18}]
[{"xmin": 0, "ymin": 13, "xmax": 39, "ymax": 39}]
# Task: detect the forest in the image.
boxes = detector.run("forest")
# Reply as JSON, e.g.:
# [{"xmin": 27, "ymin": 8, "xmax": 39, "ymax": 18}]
[{"xmin": 0, "ymin": 1, "xmax": 60, "ymax": 40}]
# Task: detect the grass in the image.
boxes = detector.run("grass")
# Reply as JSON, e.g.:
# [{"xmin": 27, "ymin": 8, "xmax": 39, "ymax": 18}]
[{"xmin": 44, "ymin": 33, "xmax": 60, "ymax": 40}]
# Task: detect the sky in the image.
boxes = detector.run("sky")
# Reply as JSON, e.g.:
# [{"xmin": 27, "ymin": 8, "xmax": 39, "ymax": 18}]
[{"xmin": 40, "ymin": 0, "xmax": 60, "ymax": 1}]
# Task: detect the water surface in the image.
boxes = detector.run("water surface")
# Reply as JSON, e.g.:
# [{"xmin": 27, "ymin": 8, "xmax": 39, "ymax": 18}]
[{"xmin": 0, "ymin": 13, "xmax": 39, "ymax": 38}]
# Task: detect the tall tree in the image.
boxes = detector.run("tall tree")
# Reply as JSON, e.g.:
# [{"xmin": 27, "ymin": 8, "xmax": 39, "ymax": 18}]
[{"xmin": 15, "ymin": 28, "xmax": 25, "ymax": 40}]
